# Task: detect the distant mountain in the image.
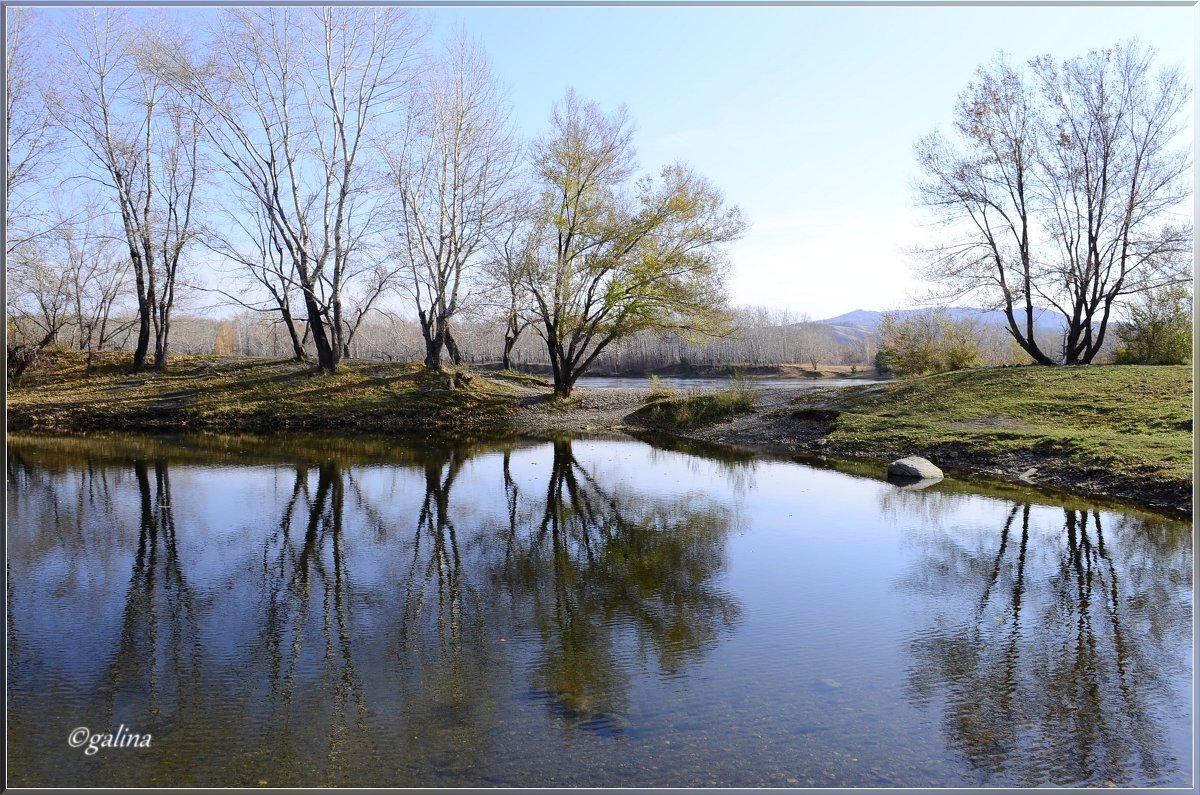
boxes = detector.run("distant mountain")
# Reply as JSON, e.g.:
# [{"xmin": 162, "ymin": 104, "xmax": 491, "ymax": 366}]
[{"xmin": 815, "ymin": 307, "xmax": 1069, "ymax": 345}]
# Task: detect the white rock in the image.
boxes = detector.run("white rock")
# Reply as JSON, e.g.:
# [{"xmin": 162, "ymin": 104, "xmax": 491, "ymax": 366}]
[{"xmin": 888, "ymin": 456, "xmax": 943, "ymax": 479}]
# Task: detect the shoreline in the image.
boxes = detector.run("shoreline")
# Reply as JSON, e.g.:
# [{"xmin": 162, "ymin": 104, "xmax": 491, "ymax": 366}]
[
  {"xmin": 6, "ymin": 356, "xmax": 1191, "ymax": 517},
  {"xmin": 510, "ymin": 385, "xmax": 1192, "ymax": 518}
]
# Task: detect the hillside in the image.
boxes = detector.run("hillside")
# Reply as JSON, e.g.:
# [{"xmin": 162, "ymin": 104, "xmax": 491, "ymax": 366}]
[{"xmin": 815, "ymin": 306, "xmax": 1068, "ymax": 346}]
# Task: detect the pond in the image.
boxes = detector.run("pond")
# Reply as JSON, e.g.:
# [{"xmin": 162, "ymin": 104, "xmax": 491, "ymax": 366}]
[{"xmin": 6, "ymin": 433, "xmax": 1193, "ymax": 787}]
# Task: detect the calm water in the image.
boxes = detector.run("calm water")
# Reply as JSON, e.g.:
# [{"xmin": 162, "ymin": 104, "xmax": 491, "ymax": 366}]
[
  {"xmin": 6, "ymin": 433, "xmax": 1193, "ymax": 787},
  {"xmin": 575, "ymin": 375, "xmax": 882, "ymax": 391}
]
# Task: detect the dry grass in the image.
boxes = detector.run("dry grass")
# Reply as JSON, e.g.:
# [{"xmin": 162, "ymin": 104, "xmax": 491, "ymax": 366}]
[{"xmin": 8, "ymin": 352, "xmax": 521, "ymax": 435}]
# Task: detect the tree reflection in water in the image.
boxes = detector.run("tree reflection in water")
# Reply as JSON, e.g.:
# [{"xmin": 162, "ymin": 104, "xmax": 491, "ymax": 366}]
[
  {"xmin": 102, "ymin": 458, "xmax": 202, "ymax": 727},
  {"xmin": 898, "ymin": 491, "xmax": 1191, "ymax": 787},
  {"xmin": 259, "ymin": 459, "xmax": 378, "ymax": 777},
  {"xmin": 5, "ymin": 434, "xmax": 1190, "ymax": 787},
  {"xmin": 501, "ymin": 439, "xmax": 741, "ymax": 733},
  {"xmin": 390, "ymin": 446, "xmax": 502, "ymax": 779}
]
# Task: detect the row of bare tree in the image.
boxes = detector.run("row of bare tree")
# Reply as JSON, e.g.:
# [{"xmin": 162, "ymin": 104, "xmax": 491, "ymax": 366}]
[
  {"xmin": 9, "ymin": 13, "xmax": 1188, "ymax": 389},
  {"xmin": 7, "ymin": 8, "xmax": 745, "ymax": 396},
  {"xmin": 26, "ymin": 306, "xmax": 877, "ymax": 371}
]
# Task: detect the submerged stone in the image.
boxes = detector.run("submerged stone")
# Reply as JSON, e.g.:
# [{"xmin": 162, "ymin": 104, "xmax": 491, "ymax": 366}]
[
  {"xmin": 897, "ymin": 476, "xmax": 943, "ymax": 491},
  {"xmin": 811, "ymin": 678, "xmax": 843, "ymax": 691}
]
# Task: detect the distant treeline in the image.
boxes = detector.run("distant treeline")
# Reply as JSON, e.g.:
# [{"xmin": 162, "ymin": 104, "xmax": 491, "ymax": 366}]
[{"xmin": 12, "ymin": 305, "xmax": 1065, "ymax": 374}]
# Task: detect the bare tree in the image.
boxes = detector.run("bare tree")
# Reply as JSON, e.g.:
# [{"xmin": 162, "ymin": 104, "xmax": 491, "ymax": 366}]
[
  {"xmin": 58, "ymin": 9, "xmax": 202, "ymax": 371},
  {"xmin": 59, "ymin": 206, "xmax": 135, "ymax": 366},
  {"xmin": 1032, "ymin": 43, "xmax": 1192, "ymax": 364},
  {"xmin": 481, "ymin": 189, "xmax": 537, "ymax": 371},
  {"xmin": 337, "ymin": 259, "xmax": 397, "ymax": 359},
  {"xmin": 915, "ymin": 56, "xmax": 1053, "ymax": 364},
  {"xmin": 386, "ymin": 32, "xmax": 518, "ymax": 372},
  {"xmin": 915, "ymin": 41, "xmax": 1191, "ymax": 365},
  {"xmin": 200, "ymin": 195, "xmax": 308, "ymax": 360},
  {"xmin": 170, "ymin": 7, "xmax": 423, "ymax": 373},
  {"xmin": 7, "ymin": 242, "xmax": 71, "ymax": 350},
  {"xmin": 6, "ymin": 7, "xmax": 64, "ymax": 255},
  {"xmin": 7, "ymin": 201, "xmax": 135, "ymax": 368},
  {"xmin": 526, "ymin": 91, "xmax": 746, "ymax": 397}
]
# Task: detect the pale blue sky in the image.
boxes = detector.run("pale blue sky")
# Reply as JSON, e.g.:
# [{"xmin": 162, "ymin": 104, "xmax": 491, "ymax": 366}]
[
  {"xmin": 421, "ymin": 4, "xmax": 1194, "ymax": 318},
  {"xmin": 25, "ymin": 4, "xmax": 1195, "ymax": 319}
]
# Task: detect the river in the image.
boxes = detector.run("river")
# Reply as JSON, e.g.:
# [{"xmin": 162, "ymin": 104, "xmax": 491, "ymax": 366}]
[
  {"xmin": 575, "ymin": 375, "xmax": 882, "ymax": 391},
  {"xmin": 6, "ymin": 433, "xmax": 1192, "ymax": 787}
]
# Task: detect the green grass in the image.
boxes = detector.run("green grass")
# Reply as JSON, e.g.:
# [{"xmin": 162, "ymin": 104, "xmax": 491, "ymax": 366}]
[
  {"xmin": 792, "ymin": 364, "xmax": 1193, "ymax": 496},
  {"xmin": 631, "ymin": 382, "xmax": 758, "ymax": 429},
  {"xmin": 8, "ymin": 351, "xmax": 521, "ymax": 435}
]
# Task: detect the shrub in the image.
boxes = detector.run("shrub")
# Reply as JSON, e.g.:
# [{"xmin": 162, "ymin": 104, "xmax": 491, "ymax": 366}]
[
  {"xmin": 1113, "ymin": 286, "xmax": 1192, "ymax": 365},
  {"xmin": 646, "ymin": 374, "xmax": 677, "ymax": 402},
  {"xmin": 878, "ymin": 308, "xmax": 981, "ymax": 376},
  {"xmin": 633, "ymin": 380, "xmax": 757, "ymax": 428}
]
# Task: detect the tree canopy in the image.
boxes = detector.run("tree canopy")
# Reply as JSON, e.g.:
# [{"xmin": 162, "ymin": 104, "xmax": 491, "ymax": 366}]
[
  {"xmin": 524, "ymin": 91, "xmax": 747, "ymax": 397},
  {"xmin": 915, "ymin": 40, "xmax": 1191, "ymax": 365}
]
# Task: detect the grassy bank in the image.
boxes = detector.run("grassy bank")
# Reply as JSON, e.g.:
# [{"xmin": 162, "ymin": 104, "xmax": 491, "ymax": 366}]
[
  {"xmin": 7, "ymin": 352, "xmax": 522, "ymax": 435},
  {"xmin": 630, "ymin": 380, "xmax": 758, "ymax": 428},
  {"xmin": 786, "ymin": 365, "xmax": 1193, "ymax": 512}
]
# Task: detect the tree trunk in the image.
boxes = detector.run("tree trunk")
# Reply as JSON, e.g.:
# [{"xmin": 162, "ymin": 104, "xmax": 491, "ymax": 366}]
[
  {"xmin": 423, "ymin": 333, "xmax": 444, "ymax": 371},
  {"xmin": 132, "ymin": 291, "xmax": 151, "ymax": 371},
  {"xmin": 551, "ymin": 346, "xmax": 575, "ymax": 398},
  {"xmin": 280, "ymin": 306, "xmax": 306, "ymax": 361},
  {"xmin": 419, "ymin": 308, "xmax": 445, "ymax": 371},
  {"xmin": 502, "ymin": 312, "xmax": 525, "ymax": 371},
  {"xmin": 153, "ymin": 315, "xmax": 171, "ymax": 372},
  {"xmin": 314, "ymin": 332, "xmax": 337, "ymax": 373},
  {"xmin": 301, "ymin": 289, "xmax": 337, "ymax": 373},
  {"xmin": 331, "ymin": 296, "xmax": 347, "ymax": 366},
  {"xmin": 445, "ymin": 326, "xmax": 462, "ymax": 366},
  {"xmin": 502, "ymin": 332, "xmax": 517, "ymax": 371}
]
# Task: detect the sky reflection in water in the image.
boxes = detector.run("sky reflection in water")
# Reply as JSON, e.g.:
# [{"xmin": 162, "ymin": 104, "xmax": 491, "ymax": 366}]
[{"xmin": 6, "ymin": 434, "xmax": 1192, "ymax": 787}]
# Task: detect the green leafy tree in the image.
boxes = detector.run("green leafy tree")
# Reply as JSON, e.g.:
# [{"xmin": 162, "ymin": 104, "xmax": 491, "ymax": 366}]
[
  {"xmin": 879, "ymin": 308, "xmax": 981, "ymax": 376},
  {"xmin": 524, "ymin": 90, "xmax": 746, "ymax": 398},
  {"xmin": 1114, "ymin": 286, "xmax": 1193, "ymax": 365}
]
